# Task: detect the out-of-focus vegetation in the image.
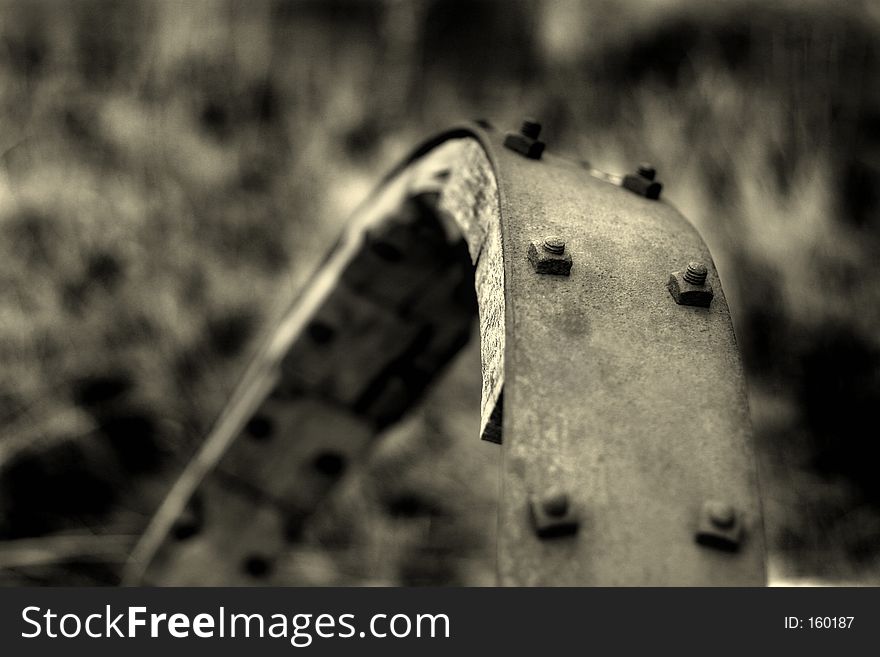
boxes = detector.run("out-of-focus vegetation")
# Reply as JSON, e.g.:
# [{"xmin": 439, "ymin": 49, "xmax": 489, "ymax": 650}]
[{"xmin": 0, "ymin": 0, "xmax": 879, "ymax": 584}]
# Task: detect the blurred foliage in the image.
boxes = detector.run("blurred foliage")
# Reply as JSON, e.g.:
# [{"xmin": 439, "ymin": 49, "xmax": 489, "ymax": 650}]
[{"xmin": 0, "ymin": 0, "xmax": 879, "ymax": 584}]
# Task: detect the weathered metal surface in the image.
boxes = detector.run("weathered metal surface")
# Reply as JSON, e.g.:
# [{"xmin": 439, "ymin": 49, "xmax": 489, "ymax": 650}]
[
  {"xmin": 127, "ymin": 121, "xmax": 765, "ymax": 586},
  {"xmin": 432, "ymin": 140, "xmax": 505, "ymax": 443},
  {"xmin": 484, "ymin": 127, "xmax": 765, "ymax": 585}
]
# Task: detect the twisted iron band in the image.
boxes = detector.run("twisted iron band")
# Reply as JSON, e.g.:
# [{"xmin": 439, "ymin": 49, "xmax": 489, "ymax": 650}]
[{"xmin": 126, "ymin": 122, "xmax": 765, "ymax": 586}]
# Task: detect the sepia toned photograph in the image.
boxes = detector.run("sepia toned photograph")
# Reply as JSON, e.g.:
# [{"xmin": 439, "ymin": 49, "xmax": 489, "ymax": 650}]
[{"xmin": 1, "ymin": 0, "xmax": 879, "ymax": 589}]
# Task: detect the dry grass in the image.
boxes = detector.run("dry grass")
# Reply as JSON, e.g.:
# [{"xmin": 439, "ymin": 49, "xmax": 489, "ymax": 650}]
[{"xmin": 1, "ymin": 0, "xmax": 879, "ymax": 584}]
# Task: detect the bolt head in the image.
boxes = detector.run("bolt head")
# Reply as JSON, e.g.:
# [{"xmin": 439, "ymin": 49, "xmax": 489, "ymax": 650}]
[{"xmin": 542, "ymin": 236, "xmax": 565, "ymax": 254}]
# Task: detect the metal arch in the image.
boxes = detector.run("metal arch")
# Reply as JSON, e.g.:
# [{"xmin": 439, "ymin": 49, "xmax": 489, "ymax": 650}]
[
  {"xmin": 125, "ymin": 122, "xmax": 765, "ymax": 586},
  {"xmin": 482, "ymin": 127, "xmax": 765, "ymax": 586}
]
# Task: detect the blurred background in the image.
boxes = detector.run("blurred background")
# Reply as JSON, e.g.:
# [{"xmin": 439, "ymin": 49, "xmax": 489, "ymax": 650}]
[{"xmin": 1, "ymin": 0, "xmax": 879, "ymax": 585}]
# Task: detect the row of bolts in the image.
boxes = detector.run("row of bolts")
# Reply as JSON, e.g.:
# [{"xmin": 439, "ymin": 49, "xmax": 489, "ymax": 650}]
[
  {"xmin": 521, "ymin": 119, "xmax": 710, "ymax": 288},
  {"xmin": 511, "ymin": 119, "xmax": 728, "ymax": 540},
  {"xmin": 541, "ymin": 235, "xmax": 708, "ymax": 287}
]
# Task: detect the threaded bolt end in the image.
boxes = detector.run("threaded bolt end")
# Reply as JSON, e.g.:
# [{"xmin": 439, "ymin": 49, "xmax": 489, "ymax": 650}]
[
  {"xmin": 684, "ymin": 262, "xmax": 708, "ymax": 285},
  {"xmin": 542, "ymin": 236, "xmax": 565, "ymax": 254},
  {"xmin": 637, "ymin": 163, "xmax": 656, "ymax": 180},
  {"xmin": 521, "ymin": 119, "xmax": 542, "ymax": 140},
  {"xmin": 542, "ymin": 492, "xmax": 569, "ymax": 517}
]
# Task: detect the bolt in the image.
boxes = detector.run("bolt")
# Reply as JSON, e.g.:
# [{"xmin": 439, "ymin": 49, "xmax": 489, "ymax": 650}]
[
  {"xmin": 528, "ymin": 239, "xmax": 572, "ymax": 275},
  {"xmin": 530, "ymin": 491, "xmax": 579, "ymax": 538},
  {"xmin": 245, "ymin": 413, "xmax": 274, "ymax": 441},
  {"xmin": 706, "ymin": 501, "xmax": 736, "ymax": 529},
  {"xmin": 637, "ymin": 163, "xmax": 656, "ymax": 180},
  {"xmin": 520, "ymin": 118, "xmax": 542, "ymax": 140},
  {"xmin": 695, "ymin": 500, "xmax": 742, "ymax": 552},
  {"xmin": 504, "ymin": 118, "xmax": 545, "ymax": 159},
  {"xmin": 683, "ymin": 261, "xmax": 708, "ymax": 285},
  {"xmin": 542, "ymin": 492, "xmax": 570, "ymax": 517},
  {"xmin": 668, "ymin": 263, "xmax": 713, "ymax": 307},
  {"xmin": 622, "ymin": 173, "xmax": 663, "ymax": 200},
  {"xmin": 542, "ymin": 236, "xmax": 565, "ymax": 255}
]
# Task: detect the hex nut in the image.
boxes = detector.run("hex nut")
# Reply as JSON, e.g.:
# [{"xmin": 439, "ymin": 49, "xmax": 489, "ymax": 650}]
[
  {"xmin": 528, "ymin": 240, "xmax": 572, "ymax": 276},
  {"xmin": 695, "ymin": 500, "xmax": 742, "ymax": 552},
  {"xmin": 667, "ymin": 269, "xmax": 714, "ymax": 307},
  {"xmin": 530, "ymin": 493, "xmax": 579, "ymax": 539},
  {"xmin": 504, "ymin": 132, "xmax": 545, "ymax": 160},
  {"xmin": 622, "ymin": 173, "xmax": 662, "ymax": 200}
]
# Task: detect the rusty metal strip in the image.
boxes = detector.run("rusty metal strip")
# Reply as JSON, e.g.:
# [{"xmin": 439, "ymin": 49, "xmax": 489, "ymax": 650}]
[
  {"xmin": 482, "ymin": 129, "xmax": 766, "ymax": 585},
  {"xmin": 126, "ymin": 122, "xmax": 765, "ymax": 586}
]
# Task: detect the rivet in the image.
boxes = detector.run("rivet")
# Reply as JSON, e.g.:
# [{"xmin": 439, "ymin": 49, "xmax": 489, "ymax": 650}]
[
  {"xmin": 542, "ymin": 236, "xmax": 565, "ymax": 255},
  {"xmin": 683, "ymin": 262, "xmax": 708, "ymax": 285}
]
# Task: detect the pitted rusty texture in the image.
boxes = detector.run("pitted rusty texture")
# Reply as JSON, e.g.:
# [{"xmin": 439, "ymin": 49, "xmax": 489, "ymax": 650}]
[
  {"xmin": 489, "ymin": 136, "xmax": 765, "ymax": 586},
  {"xmin": 436, "ymin": 140, "xmax": 505, "ymax": 443}
]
